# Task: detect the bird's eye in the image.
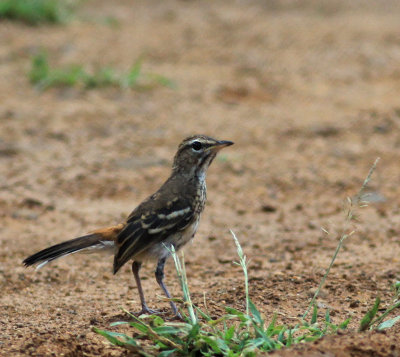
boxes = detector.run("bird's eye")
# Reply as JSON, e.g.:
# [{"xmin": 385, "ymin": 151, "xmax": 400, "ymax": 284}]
[{"xmin": 191, "ymin": 141, "xmax": 202, "ymax": 151}]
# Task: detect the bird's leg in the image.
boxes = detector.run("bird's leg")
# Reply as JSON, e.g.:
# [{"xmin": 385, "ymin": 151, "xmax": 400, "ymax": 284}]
[
  {"xmin": 155, "ymin": 257, "xmax": 181, "ymax": 317},
  {"xmin": 131, "ymin": 261, "xmax": 159, "ymax": 315}
]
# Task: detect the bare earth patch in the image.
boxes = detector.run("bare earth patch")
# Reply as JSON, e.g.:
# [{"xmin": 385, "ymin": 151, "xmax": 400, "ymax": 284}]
[{"xmin": 1, "ymin": 0, "xmax": 400, "ymax": 355}]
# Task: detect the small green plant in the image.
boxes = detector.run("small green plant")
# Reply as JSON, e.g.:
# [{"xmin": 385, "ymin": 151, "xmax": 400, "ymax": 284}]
[
  {"xmin": 0, "ymin": 0, "xmax": 75, "ymax": 25},
  {"xmin": 297, "ymin": 157, "xmax": 400, "ymax": 333},
  {"xmin": 303, "ymin": 158, "xmax": 380, "ymax": 320},
  {"xmin": 29, "ymin": 52, "xmax": 175, "ymax": 91}
]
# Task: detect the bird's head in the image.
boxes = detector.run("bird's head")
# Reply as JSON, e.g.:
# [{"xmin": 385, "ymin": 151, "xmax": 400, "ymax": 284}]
[{"xmin": 172, "ymin": 135, "xmax": 234, "ymax": 178}]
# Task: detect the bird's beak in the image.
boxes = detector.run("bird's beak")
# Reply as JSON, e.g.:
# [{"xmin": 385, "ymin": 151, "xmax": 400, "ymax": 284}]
[
  {"xmin": 210, "ymin": 140, "xmax": 234, "ymax": 152},
  {"xmin": 218, "ymin": 140, "xmax": 234, "ymax": 147}
]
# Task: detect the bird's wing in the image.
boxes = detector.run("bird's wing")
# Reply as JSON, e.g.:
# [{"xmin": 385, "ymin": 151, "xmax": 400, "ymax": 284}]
[{"xmin": 113, "ymin": 198, "xmax": 195, "ymax": 273}]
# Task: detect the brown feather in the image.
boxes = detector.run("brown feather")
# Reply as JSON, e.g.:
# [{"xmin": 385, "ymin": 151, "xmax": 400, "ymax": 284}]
[{"xmin": 90, "ymin": 223, "xmax": 126, "ymax": 241}]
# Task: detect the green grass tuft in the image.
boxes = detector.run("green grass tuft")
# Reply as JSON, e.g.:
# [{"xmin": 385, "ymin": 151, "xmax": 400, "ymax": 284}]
[
  {"xmin": 0, "ymin": 0, "xmax": 75, "ymax": 25},
  {"xmin": 29, "ymin": 52, "xmax": 175, "ymax": 91}
]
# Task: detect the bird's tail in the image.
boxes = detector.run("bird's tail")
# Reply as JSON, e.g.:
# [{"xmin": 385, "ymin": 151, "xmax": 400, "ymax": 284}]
[{"xmin": 23, "ymin": 224, "xmax": 125, "ymax": 270}]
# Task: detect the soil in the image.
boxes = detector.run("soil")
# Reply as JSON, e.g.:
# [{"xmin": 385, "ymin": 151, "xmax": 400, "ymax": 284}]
[{"xmin": 1, "ymin": 0, "xmax": 400, "ymax": 356}]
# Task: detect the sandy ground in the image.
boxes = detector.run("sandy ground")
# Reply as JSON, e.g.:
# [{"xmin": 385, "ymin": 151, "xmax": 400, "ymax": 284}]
[{"xmin": 1, "ymin": 0, "xmax": 400, "ymax": 355}]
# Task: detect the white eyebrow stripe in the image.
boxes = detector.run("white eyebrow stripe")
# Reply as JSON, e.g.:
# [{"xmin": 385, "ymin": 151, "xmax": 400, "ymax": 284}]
[{"xmin": 187, "ymin": 139, "xmax": 215, "ymax": 146}]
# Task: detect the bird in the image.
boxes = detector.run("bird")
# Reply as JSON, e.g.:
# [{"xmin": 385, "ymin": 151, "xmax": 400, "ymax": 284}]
[{"xmin": 23, "ymin": 135, "xmax": 233, "ymax": 316}]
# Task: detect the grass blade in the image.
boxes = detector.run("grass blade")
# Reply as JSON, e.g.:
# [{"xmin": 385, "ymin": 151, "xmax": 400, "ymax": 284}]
[
  {"xmin": 303, "ymin": 158, "xmax": 380, "ymax": 320},
  {"xmin": 231, "ymin": 230, "xmax": 249, "ymax": 316},
  {"xmin": 377, "ymin": 315, "xmax": 400, "ymax": 330},
  {"xmin": 359, "ymin": 297, "xmax": 381, "ymax": 331}
]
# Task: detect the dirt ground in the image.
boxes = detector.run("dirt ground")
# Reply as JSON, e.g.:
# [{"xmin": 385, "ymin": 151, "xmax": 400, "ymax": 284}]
[{"xmin": 1, "ymin": 0, "xmax": 400, "ymax": 355}]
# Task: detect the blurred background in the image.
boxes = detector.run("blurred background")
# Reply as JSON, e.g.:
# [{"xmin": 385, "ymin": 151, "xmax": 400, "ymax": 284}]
[{"xmin": 1, "ymin": 0, "xmax": 400, "ymax": 355}]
